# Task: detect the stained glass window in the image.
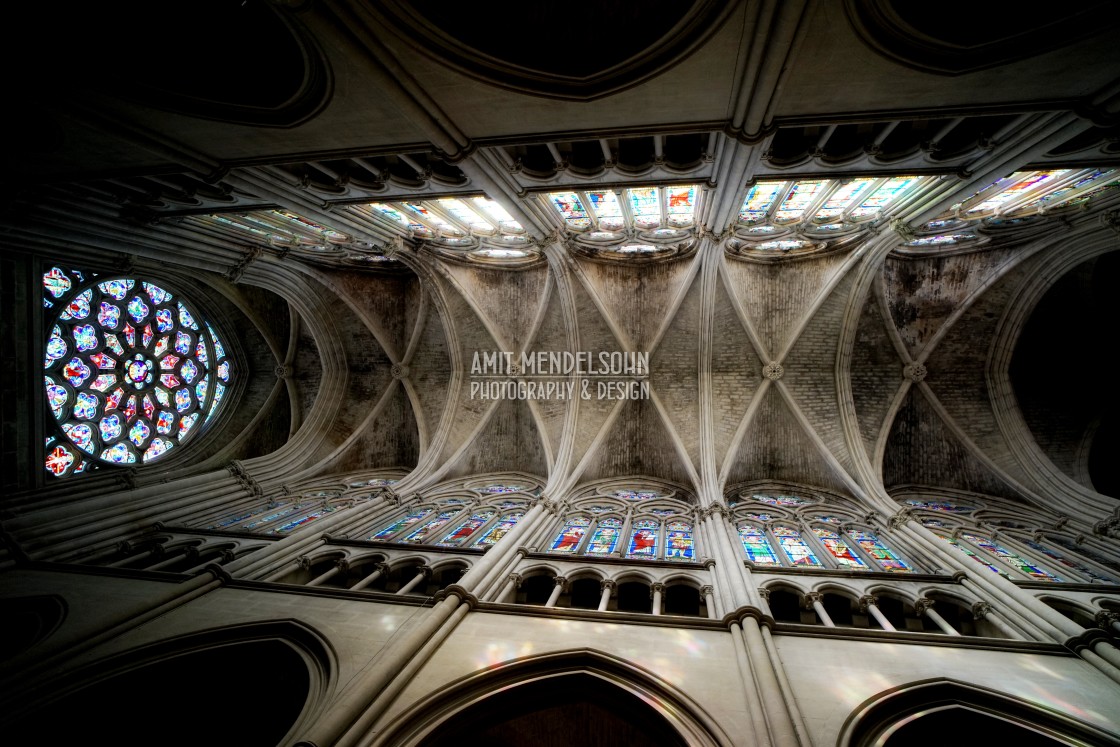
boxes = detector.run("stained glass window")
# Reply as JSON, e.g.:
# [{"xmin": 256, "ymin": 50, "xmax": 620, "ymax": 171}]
[
  {"xmin": 437, "ymin": 511, "xmax": 495, "ymax": 546},
  {"xmin": 43, "ymin": 274, "xmax": 233, "ymax": 472},
  {"xmin": 551, "ymin": 516, "xmax": 591, "ymax": 553},
  {"xmin": 753, "ymin": 494, "xmax": 811, "ymax": 506},
  {"xmin": 774, "ymin": 180, "xmax": 827, "ymax": 222},
  {"xmin": 205, "ymin": 503, "xmax": 281, "ymax": 529},
  {"xmin": 480, "ymin": 484, "xmax": 526, "ymax": 494},
  {"xmin": 586, "ymin": 518, "xmax": 623, "ymax": 555},
  {"xmin": 739, "ymin": 525, "xmax": 780, "ymax": 566},
  {"xmin": 1024, "ymin": 540, "xmax": 1114, "ymax": 582},
  {"xmin": 400, "ymin": 510, "xmax": 462, "ymax": 544},
  {"xmin": 960, "ymin": 533, "xmax": 1060, "ymax": 581},
  {"xmin": 242, "ymin": 505, "xmax": 301, "ymax": 531},
  {"xmin": 474, "ymin": 512, "xmax": 524, "ymax": 546},
  {"xmin": 549, "ymin": 192, "xmax": 591, "ymax": 228},
  {"xmin": 848, "ymin": 530, "xmax": 910, "ymax": 572},
  {"xmin": 269, "ymin": 507, "xmax": 335, "ymax": 535},
  {"xmin": 587, "ymin": 190, "xmax": 624, "ymax": 230},
  {"xmin": 944, "ymin": 537, "xmax": 1002, "ymax": 574},
  {"xmin": 614, "ymin": 490, "xmax": 660, "ymax": 501},
  {"xmin": 905, "ymin": 499, "xmax": 975, "ymax": 513},
  {"xmin": 664, "ymin": 521, "xmax": 694, "ymax": 561},
  {"xmin": 1048, "ymin": 535, "xmax": 1120, "ymax": 575},
  {"xmin": 849, "ymin": 177, "xmax": 921, "ymax": 219},
  {"xmin": 369, "ymin": 509, "xmax": 432, "ymax": 540},
  {"xmin": 739, "ymin": 182, "xmax": 784, "ymax": 222},
  {"xmin": 626, "ymin": 519, "xmax": 659, "ymax": 559},
  {"xmin": 812, "ymin": 527, "xmax": 867, "ymax": 569},
  {"xmin": 773, "ymin": 525, "xmax": 822, "ymax": 567}
]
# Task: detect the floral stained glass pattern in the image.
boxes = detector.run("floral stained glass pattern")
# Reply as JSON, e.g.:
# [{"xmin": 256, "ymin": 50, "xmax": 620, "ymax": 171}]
[{"xmin": 43, "ymin": 277, "xmax": 234, "ymax": 471}]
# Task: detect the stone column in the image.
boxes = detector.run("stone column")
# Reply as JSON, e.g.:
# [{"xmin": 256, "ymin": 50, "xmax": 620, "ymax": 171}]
[
  {"xmin": 396, "ymin": 566, "xmax": 431, "ymax": 595},
  {"xmin": 806, "ymin": 592, "xmax": 834, "ymax": 627},
  {"xmin": 349, "ymin": 562, "xmax": 390, "ymax": 591},
  {"xmin": 598, "ymin": 580, "xmax": 615, "ymax": 612},
  {"xmin": 497, "ymin": 573, "xmax": 522, "ymax": 603},
  {"xmin": 308, "ymin": 559, "xmax": 348, "ymax": 587},
  {"xmin": 701, "ymin": 585, "xmax": 717, "ymax": 619},
  {"xmin": 860, "ymin": 595, "xmax": 896, "ymax": 631},
  {"xmin": 263, "ymin": 554, "xmax": 311, "ymax": 582},
  {"xmin": 544, "ymin": 575, "xmax": 568, "ymax": 608},
  {"xmin": 916, "ymin": 597, "xmax": 960, "ymax": 636},
  {"xmin": 973, "ymin": 601, "xmax": 1026, "ymax": 640},
  {"xmin": 651, "ymin": 582, "xmax": 665, "ymax": 615}
]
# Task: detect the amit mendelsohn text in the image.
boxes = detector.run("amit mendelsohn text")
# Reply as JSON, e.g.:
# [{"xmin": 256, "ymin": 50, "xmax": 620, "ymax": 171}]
[
  {"xmin": 470, "ymin": 350, "xmax": 650, "ymax": 376},
  {"xmin": 470, "ymin": 350, "xmax": 651, "ymax": 401}
]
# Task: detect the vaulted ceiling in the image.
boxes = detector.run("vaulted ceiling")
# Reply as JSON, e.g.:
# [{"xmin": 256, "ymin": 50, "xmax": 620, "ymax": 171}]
[{"xmin": 6, "ymin": 1, "xmax": 1120, "ymax": 525}]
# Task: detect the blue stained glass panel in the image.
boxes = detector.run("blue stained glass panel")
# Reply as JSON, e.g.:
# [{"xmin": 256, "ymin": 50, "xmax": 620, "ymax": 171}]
[
  {"xmin": 739, "ymin": 525, "xmax": 780, "ymax": 565},
  {"xmin": 773, "ymin": 525, "xmax": 822, "ymax": 567}
]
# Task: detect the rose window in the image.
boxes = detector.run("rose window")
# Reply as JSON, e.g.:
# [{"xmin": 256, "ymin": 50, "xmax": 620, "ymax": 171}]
[{"xmin": 43, "ymin": 274, "xmax": 234, "ymax": 471}]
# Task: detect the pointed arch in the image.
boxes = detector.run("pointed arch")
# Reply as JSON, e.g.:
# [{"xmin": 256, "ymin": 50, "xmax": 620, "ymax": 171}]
[{"xmin": 371, "ymin": 649, "xmax": 733, "ymax": 747}]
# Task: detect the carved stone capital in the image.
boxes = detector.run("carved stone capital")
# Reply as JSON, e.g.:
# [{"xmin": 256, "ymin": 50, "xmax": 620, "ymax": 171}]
[
  {"xmin": 757, "ymin": 587, "xmax": 770, "ymax": 601},
  {"xmin": 890, "ymin": 218, "xmax": 916, "ymax": 243},
  {"xmin": 903, "ymin": 362, "xmax": 927, "ymax": 382},
  {"xmin": 972, "ymin": 601, "xmax": 993, "ymax": 620},
  {"xmin": 296, "ymin": 555, "xmax": 312, "ymax": 570},
  {"xmin": 600, "ymin": 579, "xmax": 616, "ymax": 593},
  {"xmin": 700, "ymin": 585, "xmax": 714, "ymax": 597},
  {"xmin": 858, "ymin": 594, "xmax": 879, "ymax": 612},
  {"xmin": 553, "ymin": 575, "xmax": 569, "ymax": 591},
  {"xmin": 889, "ymin": 509, "xmax": 913, "ymax": 529},
  {"xmin": 334, "ymin": 559, "xmax": 350, "ymax": 573},
  {"xmin": 1096, "ymin": 610, "xmax": 1119, "ymax": 629},
  {"xmin": 701, "ymin": 503, "xmax": 728, "ymax": 520},
  {"xmin": 651, "ymin": 582, "xmax": 666, "ymax": 597},
  {"xmin": 914, "ymin": 597, "xmax": 935, "ymax": 615},
  {"xmin": 803, "ymin": 591, "xmax": 823, "ymax": 609}
]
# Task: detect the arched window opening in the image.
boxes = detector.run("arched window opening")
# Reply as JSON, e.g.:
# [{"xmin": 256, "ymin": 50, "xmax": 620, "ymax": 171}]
[
  {"xmin": 568, "ymin": 578, "xmax": 602, "ymax": 610},
  {"xmin": 766, "ymin": 588, "xmax": 804, "ymax": 623},
  {"xmin": 880, "ymin": 705, "xmax": 1075, "ymax": 747},
  {"xmin": 415, "ymin": 671, "xmax": 689, "ymax": 747},
  {"xmin": 518, "ymin": 574, "xmax": 555, "ymax": 605},
  {"xmin": 0, "ymin": 596, "xmax": 66, "ymax": 663},
  {"xmin": 383, "ymin": 561, "xmax": 427, "ymax": 594},
  {"xmin": 663, "ymin": 584, "xmax": 702, "ymax": 617},
  {"xmin": 616, "ymin": 581, "xmax": 651, "ymax": 613},
  {"xmin": 1041, "ymin": 598, "xmax": 1098, "ymax": 629},
  {"xmin": 873, "ymin": 595, "xmax": 910, "ymax": 631},
  {"xmin": 822, "ymin": 592, "xmax": 856, "ymax": 626},
  {"xmin": 6, "ymin": 639, "xmax": 310, "ymax": 746}
]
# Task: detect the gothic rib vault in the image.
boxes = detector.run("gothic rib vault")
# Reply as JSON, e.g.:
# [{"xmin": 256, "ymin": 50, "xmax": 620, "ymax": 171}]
[{"xmin": 3, "ymin": 1, "xmax": 1120, "ymax": 745}]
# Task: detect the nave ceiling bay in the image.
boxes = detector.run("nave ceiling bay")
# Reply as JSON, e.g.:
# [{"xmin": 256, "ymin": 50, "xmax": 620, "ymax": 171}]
[{"xmin": 7, "ymin": 0, "xmax": 1120, "ymax": 529}]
